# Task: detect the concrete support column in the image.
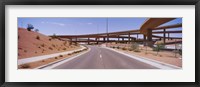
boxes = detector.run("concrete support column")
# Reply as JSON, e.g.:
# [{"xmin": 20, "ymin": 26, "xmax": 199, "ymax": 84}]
[
  {"xmin": 107, "ymin": 34, "xmax": 109, "ymax": 42},
  {"xmin": 137, "ymin": 34, "xmax": 138, "ymax": 40},
  {"xmin": 128, "ymin": 33, "xmax": 131, "ymax": 44},
  {"xmin": 88, "ymin": 38, "xmax": 90, "ymax": 45},
  {"xmin": 75, "ymin": 37, "xmax": 78, "ymax": 45},
  {"xmin": 96, "ymin": 37, "xmax": 98, "ymax": 44},
  {"xmin": 168, "ymin": 33, "xmax": 170, "ymax": 40},
  {"xmin": 147, "ymin": 29, "xmax": 152, "ymax": 47},
  {"xmin": 118, "ymin": 35, "xmax": 120, "ymax": 43},
  {"xmin": 163, "ymin": 29, "xmax": 166, "ymax": 44},
  {"xmin": 143, "ymin": 35, "xmax": 146, "ymax": 46},
  {"xmin": 70, "ymin": 38, "xmax": 72, "ymax": 45}
]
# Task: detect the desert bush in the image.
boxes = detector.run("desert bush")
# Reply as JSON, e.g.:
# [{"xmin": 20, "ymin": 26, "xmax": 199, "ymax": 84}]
[
  {"xmin": 134, "ymin": 49, "xmax": 141, "ymax": 52},
  {"xmin": 41, "ymin": 44, "xmax": 45, "ymax": 47},
  {"xmin": 131, "ymin": 42, "xmax": 139, "ymax": 50},
  {"xmin": 122, "ymin": 47, "xmax": 127, "ymax": 50},
  {"xmin": 36, "ymin": 36, "xmax": 40, "ymax": 40},
  {"xmin": 24, "ymin": 50, "xmax": 27, "ymax": 53},
  {"xmin": 59, "ymin": 55, "xmax": 63, "ymax": 57},
  {"xmin": 42, "ymin": 60, "xmax": 45, "ymax": 62},
  {"xmin": 128, "ymin": 48, "xmax": 133, "ymax": 51},
  {"xmin": 49, "ymin": 38, "xmax": 52, "ymax": 41},
  {"xmin": 55, "ymin": 57, "xmax": 58, "ymax": 59},
  {"xmin": 153, "ymin": 43, "xmax": 165, "ymax": 56},
  {"xmin": 52, "ymin": 44, "xmax": 56, "ymax": 47},
  {"xmin": 68, "ymin": 53, "xmax": 72, "ymax": 55},
  {"xmin": 117, "ymin": 46, "xmax": 120, "ymax": 49},
  {"xmin": 63, "ymin": 41, "xmax": 68, "ymax": 46},
  {"xmin": 42, "ymin": 49, "xmax": 45, "ymax": 53},
  {"xmin": 49, "ymin": 47, "xmax": 53, "ymax": 50},
  {"xmin": 20, "ymin": 64, "xmax": 30, "ymax": 68},
  {"xmin": 63, "ymin": 48, "xmax": 67, "ymax": 50}
]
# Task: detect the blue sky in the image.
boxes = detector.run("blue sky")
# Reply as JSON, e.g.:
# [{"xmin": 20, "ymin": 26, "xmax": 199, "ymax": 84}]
[{"xmin": 18, "ymin": 18, "xmax": 182, "ymax": 38}]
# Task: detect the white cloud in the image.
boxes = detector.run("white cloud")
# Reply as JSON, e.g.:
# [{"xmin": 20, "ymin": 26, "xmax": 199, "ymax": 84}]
[{"xmin": 41, "ymin": 21, "xmax": 65, "ymax": 26}]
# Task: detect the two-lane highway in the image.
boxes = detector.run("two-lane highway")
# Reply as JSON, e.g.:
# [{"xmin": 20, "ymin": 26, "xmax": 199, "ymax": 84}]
[{"xmin": 53, "ymin": 45, "xmax": 158, "ymax": 69}]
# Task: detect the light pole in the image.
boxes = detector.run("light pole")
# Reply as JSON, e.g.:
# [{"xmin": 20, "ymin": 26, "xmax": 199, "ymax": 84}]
[{"xmin": 106, "ymin": 18, "xmax": 108, "ymax": 47}]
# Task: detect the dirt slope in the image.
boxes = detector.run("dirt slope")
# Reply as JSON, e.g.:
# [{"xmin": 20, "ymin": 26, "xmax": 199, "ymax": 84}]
[{"xmin": 18, "ymin": 28, "xmax": 79, "ymax": 59}]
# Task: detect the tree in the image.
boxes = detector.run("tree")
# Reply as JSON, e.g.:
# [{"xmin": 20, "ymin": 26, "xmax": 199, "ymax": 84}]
[
  {"xmin": 27, "ymin": 24, "xmax": 34, "ymax": 31},
  {"xmin": 35, "ymin": 29, "xmax": 39, "ymax": 32},
  {"xmin": 52, "ymin": 33, "xmax": 57, "ymax": 39},
  {"xmin": 174, "ymin": 43, "xmax": 182, "ymax": 57},
  {"xmin": 153, "ymin": 43, "xmax": 165, "ymax": 56}
]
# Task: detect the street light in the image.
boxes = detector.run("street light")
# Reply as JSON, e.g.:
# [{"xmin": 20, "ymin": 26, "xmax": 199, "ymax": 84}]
[{"xmin": 106, "ymin": 18, "xmax": 108, "ymax": 47}]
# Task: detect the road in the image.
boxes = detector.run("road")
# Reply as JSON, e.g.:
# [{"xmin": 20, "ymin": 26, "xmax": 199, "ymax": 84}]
[{"xmin": 53, "ymin": 45, "xmax": 158, "ymax": 69}]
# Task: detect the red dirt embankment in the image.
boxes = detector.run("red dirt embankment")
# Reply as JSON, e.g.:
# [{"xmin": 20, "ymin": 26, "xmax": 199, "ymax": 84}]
[{"xmin": 18, "ymin": 28, "xmax": 79, "ymax": 59}]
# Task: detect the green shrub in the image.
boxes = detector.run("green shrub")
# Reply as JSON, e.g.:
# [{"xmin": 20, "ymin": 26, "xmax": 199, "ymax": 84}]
[
  {"xmin": 153, "ymin": 43, "xmax": 165, "ymax": 55},
  {"xmin": 131, "ymin": 42, "xmax": 139, "ymax": 50}
]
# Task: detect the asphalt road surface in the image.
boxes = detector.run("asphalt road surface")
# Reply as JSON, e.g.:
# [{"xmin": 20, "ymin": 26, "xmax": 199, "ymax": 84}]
[{"xmin": 54, "ymin": 45, "xmax": 158, "ymax": 69}]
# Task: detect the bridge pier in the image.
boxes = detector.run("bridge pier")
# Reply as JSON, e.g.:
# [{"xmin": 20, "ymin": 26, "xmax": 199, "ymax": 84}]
[
  {"xmin": 107, "ymin": 34, "xmax": 109, "ymax": 42},
  {"xmin": 96, "ymin": 38, "xmax": 99, "ymax": 44},
  {"xmin": 168, "ymin": 33, "xmax": 170, "ymax": 40},
  {"xmin": 122, "ymin": 38, "xmax": 124, "ymax": 43},
  {"xmin": 103, "ymin": 37, "xmax": 106, "ymax": 42},
  {"xmin": 163, "ymin": 29, "xmax": 166, "ymax": 44},
  {"xmin": 143, "ymin": 35, "xmax": 146, "ymax": 46},
  {"xmin": 69, "ymin": 38, "xmax": 72, "ymax": 45},
  {"xmin": 88, "ymin": 38, "xmax": 90, "ymax": 45},
  {"xmin": 128, "ymin": 33, "xmax": 131, "ymax": 44},
  {"xmin": 147, "ymin": 29, "xmax": 153, "ymax": 47},
  {"xmin": 118, "ymin": 35, "xmax": 120, "ymax": 43}
]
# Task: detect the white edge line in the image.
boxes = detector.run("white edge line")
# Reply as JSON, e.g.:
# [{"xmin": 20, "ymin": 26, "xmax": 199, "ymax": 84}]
[
  {"xmin": 103, "ymin": 47, "xmax": 181, "ymax": 69},
  {"xmin": 35, "ymin": 48, "xmax": 91, "ymax": 69}
]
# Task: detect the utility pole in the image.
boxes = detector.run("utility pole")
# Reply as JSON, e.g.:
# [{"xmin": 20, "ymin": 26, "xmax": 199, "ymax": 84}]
[{"xmin": 106, "ymin": 18, "xmax": 108, "ymax": 47}]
